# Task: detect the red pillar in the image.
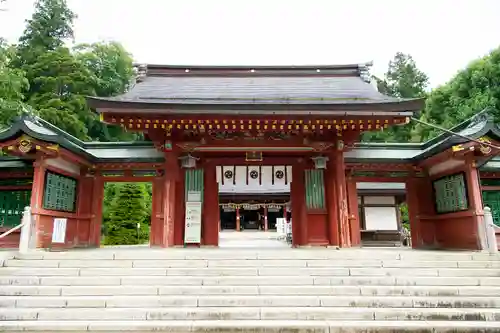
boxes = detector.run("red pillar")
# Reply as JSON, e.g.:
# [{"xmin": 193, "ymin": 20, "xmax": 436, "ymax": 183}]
[
  {"xmin": 161, "ymin": 151, "xmax": 179, "ymax": 247},
  {"xmin": 150, "ymin": 176, "xmax": 164, "ymax": 247},
  {"xmin": 88, "ymin": 175, "xmax": 104, "ymax": 248},
  {"xmin": 203, "ymin": 161, "xmax": 219, "ymax": 246},
  {"xmin": 291, "ymin": 160, "xmax": 307, "ymax": 246},
  {"xmin": 347, "ymin": 176, "xmax": 361, "ymax": 246},
  {"xmin": 264, "ymin": 206, "xmax": 268, "ymax": 231},
  {"xmin": 333, "ymin": 150, "xmax": 351, "ymax": 247},
  {"xmin": 464, "ymin": 159, "xmax": 485, "ymax": 249},
  {"xmin": 325, "ymin": 156, "xmax": 339, "ymax": 246},
  {"xmin": 30, "ymin": 159, "xmax": 48, "ymax": 248},
  {"xmin": 174, "ymin": 169, "xmax": 185, "ymax": 246},
  {"xmin": 406, "ymin": 176, "xmax": 436, "ymax": 248},
  {"xmin": 236, "ymin": 207, "xmax": 240, "ymax": 231}
]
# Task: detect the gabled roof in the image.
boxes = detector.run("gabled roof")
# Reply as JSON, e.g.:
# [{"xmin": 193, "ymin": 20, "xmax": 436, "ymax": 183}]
[{"xmin": 87, "ymin": 63, "xmax": 424, "ymax": 113}]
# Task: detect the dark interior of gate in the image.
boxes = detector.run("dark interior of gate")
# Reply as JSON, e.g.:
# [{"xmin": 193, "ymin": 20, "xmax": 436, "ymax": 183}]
[{"xmin": 1, "ymin": 64, "xmax": 500, "ymax": 250}]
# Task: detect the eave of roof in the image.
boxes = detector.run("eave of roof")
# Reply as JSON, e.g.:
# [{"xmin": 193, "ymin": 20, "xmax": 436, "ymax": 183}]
[{"xmin": 0, "ymin": 109, "xmax": 498, "ymax": 166}]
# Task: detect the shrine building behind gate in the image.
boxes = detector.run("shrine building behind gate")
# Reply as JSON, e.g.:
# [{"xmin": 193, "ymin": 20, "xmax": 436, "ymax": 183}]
[{"xmin": 1, "ymin": 63, "xmax": 500, "ymax": 250}]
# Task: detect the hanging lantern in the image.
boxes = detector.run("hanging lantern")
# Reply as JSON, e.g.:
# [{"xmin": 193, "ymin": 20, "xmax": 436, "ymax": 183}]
[
  {"xmin": 179, "ymin": 154, "xmax": 199, "ymax": 168},
  {"xmin": 311, "ymin": 156, "xmax": 329, "ymax": 169}
]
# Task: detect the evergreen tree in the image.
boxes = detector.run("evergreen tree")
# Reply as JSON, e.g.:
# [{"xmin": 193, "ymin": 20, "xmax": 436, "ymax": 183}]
[
  {"xmin": 415, "ymin": 47, "xmax": 500, "ymax": 141},
  {"xmin": 0, "ymin": 40, "xmax": 31, "ymax": 128},
  {"xmin": 104, "ymin": 183, "xmax": 150, "ymax": 245},
  {"xmin": 363, "ymin": 52, "xmax": 429, "ymax": 142}
]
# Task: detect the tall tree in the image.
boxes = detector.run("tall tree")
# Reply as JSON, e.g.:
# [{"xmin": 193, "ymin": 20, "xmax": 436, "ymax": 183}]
[
  {"xmin": 74, "ymin": 42, "xmax": 139, "ymax": 141},
  {"xmin": 416, "ymin": 47, "xmax": 500, "ymax": 141},
  {"xmin": 104, "ymin": 183, "xmax": 150, "ymax": 245},
  {"xmin": 0, "ymin": 40, "xmax": 31, "ymax": 128},
  {"xmin": 363, "ymin": 52, "xmax": 429, "ymax": 142}
]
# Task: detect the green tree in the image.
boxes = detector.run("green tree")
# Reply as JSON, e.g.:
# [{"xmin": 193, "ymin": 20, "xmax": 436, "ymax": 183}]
[
  {"xmin": 363, "ymin": 52, "xmax": 429, "ymax": 142},
  {"xmin": 0, "ymin": 40, "xmax": 31, "ymax": 128},
  {"xmin": 74, "ymin": 42, "xmax": 139, "ymax": 141},
  {"xmin": 104, "ymin": 183, "xmax": 150, "ymax": 245},
  {"xmin": 415, "ymin": 47, "xmax": 500, "ymax": 141}
]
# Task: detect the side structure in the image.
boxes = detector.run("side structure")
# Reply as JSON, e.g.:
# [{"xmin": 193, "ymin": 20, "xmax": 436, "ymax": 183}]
[{"xmin": 0, "ymin": 64, "xmax": 499, "ymax": 250}]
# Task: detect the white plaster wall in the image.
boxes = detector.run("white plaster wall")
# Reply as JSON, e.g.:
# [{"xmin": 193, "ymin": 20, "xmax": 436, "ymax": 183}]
[
  {"xmin": 217, "ymin": 165, "xmax": 292, "ymax": 194},
  {"xmin": 362, "ymin": 196, "xmax": 398, "ymax": 231},
  {"xmin": 44, "ymin": 157, "xmax": 80, "ymax": 176},
  {"xmin": 428, "ymin": 159, "xmax": 464, "ymax": 176}
]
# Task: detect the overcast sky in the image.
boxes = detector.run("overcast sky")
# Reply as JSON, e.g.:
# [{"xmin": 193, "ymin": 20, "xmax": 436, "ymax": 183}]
[{"xmin": 1, "ymin": 0, "xmax": 499, "ymax": 88}]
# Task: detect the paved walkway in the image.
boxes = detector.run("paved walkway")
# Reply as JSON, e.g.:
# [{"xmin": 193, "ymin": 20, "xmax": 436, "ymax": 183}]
[{"xmin": 219, "ymin": 230, "xmax": 290, "ymax": 248}]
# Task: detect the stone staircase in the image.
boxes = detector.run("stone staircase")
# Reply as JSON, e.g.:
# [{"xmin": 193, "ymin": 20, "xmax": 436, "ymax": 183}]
[{"xmin": 1, "ymin": 248, "xmax": 500, "ymax": 332}]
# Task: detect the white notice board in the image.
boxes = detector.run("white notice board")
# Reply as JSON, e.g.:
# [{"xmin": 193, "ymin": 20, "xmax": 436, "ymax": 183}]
[
  {"xmin": 51, "ymin": 218, "xmax": 67, "ymax": 244},
  {"xmin": 184, "ymin": 201, "xmax": 202, "ymax": 243}
]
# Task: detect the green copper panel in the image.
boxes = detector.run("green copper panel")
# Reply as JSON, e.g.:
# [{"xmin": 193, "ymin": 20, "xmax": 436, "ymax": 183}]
[
  {"xmin": 305, "ymin": 169, "xmax": 325, "ymax": 210},
  {"xmin": 0, "ymin": 190, "xmax": 31, "ymax": 228},
  {"xmin": 482, "ymin": 191, "xmax": 500, "ymax": 226},
  {"xmin": 433, "ymin": 173, "xmax": 468, "ymax": 214},
  {"xmin": 185, "ymin": 169, "xmax": 204, "ymax": 202},
  {"xmin": 42, "ymin": 172, "xmax": 78, "ymax": 212}
]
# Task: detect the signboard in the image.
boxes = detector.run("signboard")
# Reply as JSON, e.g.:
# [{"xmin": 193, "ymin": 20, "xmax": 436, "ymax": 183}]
[
  {"xmin": 51, "ymin": 218, "xmax": 67, "ymax": 244},
  {"xmin": 184, "ymin": 201, "xmax": 202, "ymax": 243},
  {"xmin": 187, "ymin": 191, "xmax": 202, "ymax": 202}
]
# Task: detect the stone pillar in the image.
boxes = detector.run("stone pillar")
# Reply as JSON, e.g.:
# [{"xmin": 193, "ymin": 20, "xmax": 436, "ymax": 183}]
[
  {"xmin": 291, "ymin": 160, "xmax": 307, "ymax": 246},
  {"xmin": 203, "ymin": 161, "xmax": 219, "ymax": 246},
  {"xmin": 347, "ymin": 176, "xmax": 361, "ymax": 246},
  {"xmin": 161, "ymin": 151, "xmax": 179, "ymax": 247}
]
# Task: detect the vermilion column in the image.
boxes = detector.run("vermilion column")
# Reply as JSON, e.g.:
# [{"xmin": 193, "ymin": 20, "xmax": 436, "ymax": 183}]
[
  {"xmin": 236, "ymin": 207, "xmax": 240, "ymax": 231},
  {"xmin": 88, "ymin": 175, "xmax": 104, "ymax": 248},
  {"xmin": 150, "ymin": 176, "xmax": 164, "ymax": 247},
  {"xmin": 405, "ymin": 176, "xmax": 429, "ymax": 248},
  {"xmin": 464, "ymin": 159, "xmax": 484, "ymax": 250},
  {"xmin": 264, "ymin": 206, "xmax": 268, "ymax": 231},
  {"xmin": 162, "ymin": 151, "xmax": 179, "ymax": 247},
  {"xmin": 333, "ymin": 150, "xmax": 351, "ymax": 247},
  {"xmin": 325, "ymin": 156, "xmax": 339, "ymax": 246},
  {"xmin": 203, "ymin": 161, "xmax": 219, "ymax": 246},
  {"xmin": 291, "ymin": 160, "xmax": 307, "ymax": 246},
  {"xmin": 30, "ymin": 159, "xmax": 47, "ymax": 248},
  {"xmin": 347, "ymin": 176, "xmax": 361, "ymax": 246}
]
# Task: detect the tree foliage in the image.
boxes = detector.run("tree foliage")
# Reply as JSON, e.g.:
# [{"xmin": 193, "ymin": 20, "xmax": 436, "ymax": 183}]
[
  {"xmin": 0, "ymin": 40, "xmax": 31, "ymax": 128},
  {"xmin": 415, "ymin": 47, "xmax": 500, "ymax": 141},
  {"xmin": 104, "ymin": 183, "xmax": 150, "ymax": 245},
  {"xmin": 362, "ymin": 52, "xmax": 429, "ymax": 142}
]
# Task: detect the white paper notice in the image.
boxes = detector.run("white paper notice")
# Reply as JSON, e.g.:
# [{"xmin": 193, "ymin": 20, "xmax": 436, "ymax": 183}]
[
  {"xmin": 184, "ymin": 201, "xmax": 202, "ymax": 243},
  {"xmin": 51, "ymin": 218, "xmax": 67, "ymax": 244}
]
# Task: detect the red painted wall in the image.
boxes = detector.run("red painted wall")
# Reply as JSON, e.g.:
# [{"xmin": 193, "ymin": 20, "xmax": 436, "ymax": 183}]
[{"xmin": 306, "ymin": 212, "xmax": 328, "ymax": 245}]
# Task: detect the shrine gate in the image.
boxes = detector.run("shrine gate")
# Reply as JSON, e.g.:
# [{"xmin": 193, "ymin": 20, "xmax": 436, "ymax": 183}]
[{"xmin": 0, "ymin": 64, "xmax": 499, "ymax": 250}]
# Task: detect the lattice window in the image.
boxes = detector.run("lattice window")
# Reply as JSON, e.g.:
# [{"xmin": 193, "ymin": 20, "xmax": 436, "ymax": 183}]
[
  {"xmin": 305, "ymin": 169, "xmax": 325, "ymax": 210},
  {"xmin": 42, "ymin": 172, "xmax": 78, "ymax": 212},
  {"xmin": 0, "ymin": 190, "xmax": 31, "ymax": 228},
  {"xmin": 433, "ymin": 173, "xmax": 468, "ymax": 214},
  {"xmin": 482, "ymin": 191, "xmax": 500, "ymax": 227},
  {"xmin": 185, "ymin": 169, "xmax": 204, "ymax": 202}
]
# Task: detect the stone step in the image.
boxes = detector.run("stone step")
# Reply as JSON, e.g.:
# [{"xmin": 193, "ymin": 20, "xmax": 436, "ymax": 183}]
[
  {"xmin": 2, "ymin": 295, "xmax": 500, "ymax": 308},
  {"xmin": 2, "ymin": 320, "xmax": 500, "ymax": 333},
  {"xmin": 6, "ymin": 258, "xmax": 500, "ymax": 268},
  {"xmin": 3, "ymin": 275, "xmax": 500, "ymax": 286},
  {"xmin": 2, "ymin": 285, "xmax": 500, "ymax": 297},
  {"xmin": 13, "ymin": 249, "xmax": 500, "ymax": 261},
  {"xmin": 2, "ymin": 266, "xmax": 500, "ymax": 277},
  {"xmin": 2, "ymin": 306, "xmax": 500, "ymax": 321}
]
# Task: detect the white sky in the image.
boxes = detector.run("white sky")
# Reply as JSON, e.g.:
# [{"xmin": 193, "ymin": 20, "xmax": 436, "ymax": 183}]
[{"xmin": 1, "ymin": 0, "xmax": 499, "ymax": 88}]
